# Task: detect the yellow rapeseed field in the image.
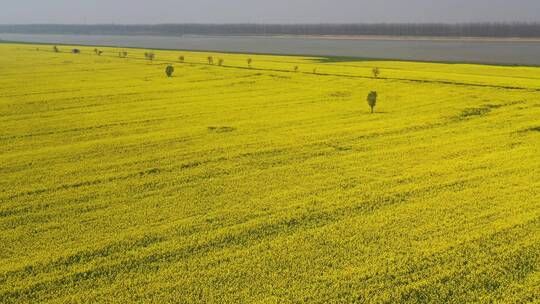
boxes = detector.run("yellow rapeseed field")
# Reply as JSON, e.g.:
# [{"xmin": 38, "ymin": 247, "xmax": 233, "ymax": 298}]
[{"xmin": 1, "ymin": 42, "xmax": 539, "ymax": 303}]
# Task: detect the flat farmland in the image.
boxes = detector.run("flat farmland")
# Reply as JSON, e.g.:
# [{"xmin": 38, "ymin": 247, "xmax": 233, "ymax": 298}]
[{"xmin": 1, "ymin": 43, "xmax": 540, "ymax": 303}]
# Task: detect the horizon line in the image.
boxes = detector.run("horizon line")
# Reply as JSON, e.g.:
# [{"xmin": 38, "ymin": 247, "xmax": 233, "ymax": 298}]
[{"xmin": 2, "ymin": 22, "xmax": 540, "ymax": 26}]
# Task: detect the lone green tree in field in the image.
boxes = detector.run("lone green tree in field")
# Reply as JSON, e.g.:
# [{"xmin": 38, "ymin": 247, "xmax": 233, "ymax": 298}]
[
  {"xmin": 179, "ymin": 55, "xmax": 185, "ymax": 63},
  {"xmin": 207, "ymin": 56, "xmax": 214, "ymax": 65},
  {"xmin": 247, "ymin": 58, "xmax": 252, "ymax": 68},
  {"xmin": 367, "ymin": 91, "xmax": 378, "ymax": 113},
  {"xmin": 119, "ymin": 51, "xmax": 128, "ymax": 58},
  {"xmin": 165, "ymin": 65, "xmax": 175, "ymax": 77},
  {"xmin": 218, "ymin": 58, "xmax": 224, "ymax": 66},
  {"xmin": 372, "ymin": 67, "xmax": 380, "ymax": 78},
  {"xmin": 53, "ymin": 46, "xmax": 59, "ymax": 53}
]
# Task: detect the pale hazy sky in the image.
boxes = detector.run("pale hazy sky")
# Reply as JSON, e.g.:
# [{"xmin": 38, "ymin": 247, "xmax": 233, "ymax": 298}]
[{"xmin": 2, "ymin": 0, "xmax": 540, "ymax": 24}]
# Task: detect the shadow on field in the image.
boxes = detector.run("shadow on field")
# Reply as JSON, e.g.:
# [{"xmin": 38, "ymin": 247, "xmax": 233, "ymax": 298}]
[
  {"xmin": 525, "ymin": 126, "xmax": 540, "ymax": 132},
  {"xmin": 208, "ymin": 126, "xmax": 236, "ymax": 133}
]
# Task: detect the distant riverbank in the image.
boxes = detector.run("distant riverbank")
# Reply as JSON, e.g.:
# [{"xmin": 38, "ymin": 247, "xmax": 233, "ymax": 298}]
[{"xmin": 2, "ymin": 33, "xmax": 540, "ymax": 66}]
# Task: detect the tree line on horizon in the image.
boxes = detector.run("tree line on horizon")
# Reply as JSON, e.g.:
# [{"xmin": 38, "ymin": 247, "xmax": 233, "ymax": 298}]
[{"xmin": 2, "ymin": 23, "xmax": 540, "ymax": 38}]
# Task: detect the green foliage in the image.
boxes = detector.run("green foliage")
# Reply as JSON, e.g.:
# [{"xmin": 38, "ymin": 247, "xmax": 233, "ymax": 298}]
[
  {"xmin": 372, "ymin": 67, "xmax": 381, "ymax": 78},
  {"xmin": 165, "ymin": 65, "xmax": 174, "ymax": 77},
  {"xmin": 178, "ymin": 55, "xmax": 184, "ymax": 63},
  {"xmin": 367, "ymin": 91, "xmax": 378, "ymax": 113},
  {"xmin": 207, "ymin": 56, "xmax": 214, "ymax": 64}
]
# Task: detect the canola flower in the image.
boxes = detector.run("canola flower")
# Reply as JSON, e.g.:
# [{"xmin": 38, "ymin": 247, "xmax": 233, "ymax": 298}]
[{"xmin": 0, "ymin": 43, "xmax": 539, "ymax": 303}]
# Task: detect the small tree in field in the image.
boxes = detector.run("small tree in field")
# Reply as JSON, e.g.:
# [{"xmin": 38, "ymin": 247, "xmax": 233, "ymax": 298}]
[
  {"xmin": 367, "ymin": 91, "xmax": 378, "ymax": 113},
  {"xmin": 247, "ymin": 58, "xmax": 252, "ymax": 68},
  {"xmin": 294, "ymin": 66, "xmax": 299, "ymax": 72},
  {"xmin": 145, "ymin": 52, "xmax": 155, "ymax": 61},
  {"xmin": 372, "ymin": 67, "xmax": 380, "ymax": 78},
  {"xmin": 179, "ymin": 55, "xmax": 185, "ymax": 63},
  {"xmin": 165, "ymin": 65, "xmax": 175, "ymax": 77},
  {"xmin": 119, "ymin": 51, "xmax": 128, "ymax": 58},
  {"xmin": 53, "ymin": 46, "xmax": 59, "ymax": 53},
  {"xmin": 218, "ymin": 58, "xmax": 224, "ymax": 66},
  {"xmin": 207, "ymin": 56, "xmax": 214, "ymax": 65},
  {"xmin": 72, "ymin": 49, "xmax": 80, "ymax": 54}
]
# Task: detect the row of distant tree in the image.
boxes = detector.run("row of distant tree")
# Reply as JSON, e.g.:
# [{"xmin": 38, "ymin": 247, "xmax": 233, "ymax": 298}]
[
  {"xmin": 2, "ymin": 23, "xmax": 540, "ymax": 38},
  {"xmin": 53, "ymin": 44, "xmax": 381, "ymax": 113}
]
